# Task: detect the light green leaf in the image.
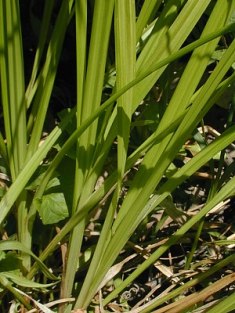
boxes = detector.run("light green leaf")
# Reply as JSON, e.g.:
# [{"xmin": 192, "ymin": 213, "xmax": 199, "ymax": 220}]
[{"xmin": 0, "ymin": 252, "xmax": 22, "ymax": 272}]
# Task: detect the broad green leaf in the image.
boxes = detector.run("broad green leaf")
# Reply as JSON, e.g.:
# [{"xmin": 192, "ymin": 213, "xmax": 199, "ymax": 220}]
[
  {"xmin": 0, "ymin": 252, "xmax": 22, "ymax": 272},
  {"xmin": 38, "ymin": 177, "xmax": 68, "ymax": 225}
]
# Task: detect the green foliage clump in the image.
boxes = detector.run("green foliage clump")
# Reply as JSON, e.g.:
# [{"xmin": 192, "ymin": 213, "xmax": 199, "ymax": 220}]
[{"xmin": 0, "ymin": 0, "xmax": 235, "ymax": 312}]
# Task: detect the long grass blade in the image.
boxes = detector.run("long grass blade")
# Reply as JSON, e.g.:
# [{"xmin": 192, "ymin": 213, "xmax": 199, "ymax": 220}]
[
  {"xmin": 25, "ymin": 0, "xmax": 55, "ymax": 109},
  {"xmin": 0, "ymin": 0, "xmax": 27, "ymax": 179},
  {"xmin": 26, "ymin": 0, "xmax": 74, "ymax": 159},
  {"xmin": 136, "ymin": 0, "xmax": 162, "ymax": 43},
  {"xmin": 59, "ymin": 0, "xmax": 87, "ymax": 304},
  {"xmin": 62, "ymin": 0, "xmax": 115, "ymax": 306},
  {"xmin": 115, "ymin": 0, "xmax": 135, "ymax": 195},
  {"xmin": 205, "ymin": 292, "xmax": 235, "ymax": 313}
]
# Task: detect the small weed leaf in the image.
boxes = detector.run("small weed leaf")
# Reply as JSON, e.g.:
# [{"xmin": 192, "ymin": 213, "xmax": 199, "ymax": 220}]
[{"xmin": 38, "ymin": 177, "xmax": 69, "ymax": 225}]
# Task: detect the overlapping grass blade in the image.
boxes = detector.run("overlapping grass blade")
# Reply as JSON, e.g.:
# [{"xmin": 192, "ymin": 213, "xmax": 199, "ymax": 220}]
[
  {"xmin": 0, "ymin": 0, "xmax": 29, "ymax": 269},
  {"xmin": 86, "ymin": 5, "xmax": 235, "ymax": 305},
  {"xmin": 26, "ymin": 0, "xmax": 74, "ymax": 158},
  {"xmin": 133, "ymin": 254, "xmax": 235, "ymax": 313},
  {"xmin": 0, "ymin": 0, "xmax": 27, "ymax": 180},
  {"xmin": 115, "ymin": 0, "xmax": 135, "ymax": 199},
  {"xmin": 133, "ymin": 0, "xmax": 211, "ymax": 109},
  {"xmin": 136, "ymin": 0, "xmax": 162, "ymax": 43},
  {"xmin": 205, "ymin": 292, "xmax": 235, "ymax": 313},
  {"xmin": 104, "ymin": 143, "xmax": 235, "ymax": 305},
  {"xmin": 74, "ymin": 2, "xmax": 136, "ymax": 306},
  {"xmin": 0, "ymin": 109, "xmax": 75, "ymax": 225},
  {"xmin": 61, "ymin": 0, "xmax": 115, "ymax": 305},
  {"xmin": 112, "ymin": 0, "xmax": 230, "ymax": 233},
  {"xmin": 0, "ymin": 0, "xmax": 235, "ymax": 310},
  {"xmin": 32, "ymin": 21, "xmax": 235, "ymax": 215},
  {"xmin": 103, "ymin": 0, "xmax": 232, "ymax": 257},
  {"xmin": 27, "ymin": 112, "xmax": 235, "ymax": 276},
  {"xmin": 25, "ymin": 0, "xmax": 55, "ymax": 109},
  {"xmin": 0, "ymin": 275, "xmax": 31, "ymax": 310},
  {"xmin": 104, "ymin": 122, "xmax": 235, "ymax": 303},
  {"xmin": 0, "ymin": 20, "xmax": 233, "ymax": 227},
  {"xmin": 59, "ymin": 0, "xmax": 87, "ymax": 304},
  {"xmin": 150, "ymin": 273, "xmax": 235, "ymax": 313},
  {"xmin": 0, "ymin": 240, "xmax": 58, "ymax": 280}
]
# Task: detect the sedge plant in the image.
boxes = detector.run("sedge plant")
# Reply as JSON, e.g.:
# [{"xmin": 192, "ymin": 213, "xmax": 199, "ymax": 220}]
[{"xmin": 0, "ymin": 0, "xmax": 235, "ymax": 312}]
